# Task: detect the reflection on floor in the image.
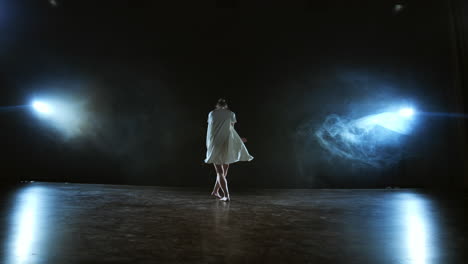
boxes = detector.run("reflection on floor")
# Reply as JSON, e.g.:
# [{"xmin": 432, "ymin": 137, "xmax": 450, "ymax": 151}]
[{"xmin": 0, "ymin": 182, "xmax": 466, "ymax": 263}]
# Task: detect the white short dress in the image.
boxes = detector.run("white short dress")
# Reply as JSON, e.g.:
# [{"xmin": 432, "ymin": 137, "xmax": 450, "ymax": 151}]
[{"xmin": 204, "ymin": 109, "xmax": 254, "ymax": 165}]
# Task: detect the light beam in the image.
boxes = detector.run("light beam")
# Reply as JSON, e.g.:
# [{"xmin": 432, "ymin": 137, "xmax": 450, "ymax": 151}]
[
  {"xmin": 315, "ymin": 106, "xmax": 417, "ymax": 167},
  {"xmin": 399, "ymin": 108, "xmax": 414, "ymax": 117},
  {"xmin": 30, "ymin": 96, "xmax": 89, "ymax": 139},
  {"xmin": 32, "ymin": 101, "xmax": 53, "ymax": 115}
]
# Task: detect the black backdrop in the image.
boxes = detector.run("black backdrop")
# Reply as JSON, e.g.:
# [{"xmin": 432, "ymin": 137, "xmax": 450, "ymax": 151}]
[{"xmin": 1, "ymin": 0, "xmax": 466, "ymax": 188}]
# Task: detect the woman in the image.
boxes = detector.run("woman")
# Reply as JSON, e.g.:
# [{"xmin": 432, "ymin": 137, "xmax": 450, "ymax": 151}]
[{"xmin": 205, "ymin": 98, "xmax": 254, "ymax": 201}]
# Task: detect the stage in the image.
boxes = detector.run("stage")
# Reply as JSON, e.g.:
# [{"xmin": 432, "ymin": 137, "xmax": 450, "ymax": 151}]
[{"xmin": 0, "ymin": 182, "xmax": 465, "ymax": 263}]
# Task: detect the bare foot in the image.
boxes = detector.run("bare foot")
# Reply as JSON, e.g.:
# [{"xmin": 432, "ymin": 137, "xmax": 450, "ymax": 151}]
[
  {"xmin": 211, "ymin": 192, "xmax": 222, "ymax": 199},
  {"xmin": 220, "ymin": 197, "xmax": 230, "ymax": 202}
]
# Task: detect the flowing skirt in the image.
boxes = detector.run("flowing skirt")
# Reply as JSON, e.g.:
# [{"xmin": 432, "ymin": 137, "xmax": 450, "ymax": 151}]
[{"xmin": 205, "ymin": 126, "xmax": 254, "ymax": 165}]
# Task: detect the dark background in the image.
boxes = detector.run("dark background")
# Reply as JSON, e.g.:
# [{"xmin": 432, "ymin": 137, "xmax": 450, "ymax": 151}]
[{"xmin": 1, "ymin": 0, "xmax": 467, "ymax": 188}]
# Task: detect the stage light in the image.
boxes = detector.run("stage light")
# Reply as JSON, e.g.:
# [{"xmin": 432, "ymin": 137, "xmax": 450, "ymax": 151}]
[
  {"xmin": 353, "ymin": 108, "xmax": 415, "ymax": 135},
  {"xmin": 30, "ymin": 96, "xmax": 89, "ymax": 138},
  {"xmin": 315, "ymin": 104, "xmax": 418, "ymax": 167},
  {"xmin": 399, "ymin": 108, "xmax": 414, "ymax": 117},
  {"xmin": 32, "ymin": 101, "xmax": 53, "ymax": 115}
]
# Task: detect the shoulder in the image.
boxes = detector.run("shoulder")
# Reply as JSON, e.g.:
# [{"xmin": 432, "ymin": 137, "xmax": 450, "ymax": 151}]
[{"xmin": 207, "ymin": 111, "xmax": 214, "ymax": 119}]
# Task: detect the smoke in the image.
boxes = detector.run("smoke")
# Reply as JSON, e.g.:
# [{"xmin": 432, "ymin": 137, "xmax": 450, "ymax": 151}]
[
  {"xmin": 30, "ymin": 95, "xmax": 91, "ymax": 139},
  {"xmin": 315, "ymin": 109, "xmax": 415, "ymax": 168},
  {"xmin": 29, "ymin": 73, "xmax": 191, "ymax": 181},
  {"xmin": 75, "ymin": 79, "xmax": 186, "ymax": 176}
]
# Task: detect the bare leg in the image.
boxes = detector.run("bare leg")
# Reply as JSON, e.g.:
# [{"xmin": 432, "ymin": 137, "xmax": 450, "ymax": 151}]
[
  {"xmin": 219, "ymin": 164, "xmax": 230, "ymax": 201},
  {"xmin": 211, "ymin": 180, "xmax": 222, "ymax": 198},
  {"xmin": 212, "ymin": 163, "xmax": 230, "ymax": 198},
  {"xmin": 222, "ymin": 164, "xmax": 230, "ymax": 178},
  {"xmin": 211, "ymin": 164, "xmax": 223, "ymax": 199}
]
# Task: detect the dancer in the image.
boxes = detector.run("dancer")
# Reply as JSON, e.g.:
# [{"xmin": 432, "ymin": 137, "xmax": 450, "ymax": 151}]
[{"xmin": 205, "ymin": 98, "xmax": 254, "ymax": 201}]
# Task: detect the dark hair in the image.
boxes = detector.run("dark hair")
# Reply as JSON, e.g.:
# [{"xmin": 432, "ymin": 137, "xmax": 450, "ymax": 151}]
[{"xmin": 215, "ymin": 98, "xmax": 228, "ymax": 109}]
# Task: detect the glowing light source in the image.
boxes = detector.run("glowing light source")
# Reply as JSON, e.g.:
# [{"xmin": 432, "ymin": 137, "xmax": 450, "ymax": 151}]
[
  {"xmin": 30, "ymin": 96, "xmax": 89, "ymax": 139},
  {"xmin": 315, "ymin": 105, "xmax": 417, "ymax": 167},
  {"xmin": 353, "ymin": 110, "xmax": 414, "ymax": 135},
  {"xmin": 32, "ymin": 101, "xmax": 53, "ymax": 115},
  {"xmin": 399, "ymin": 108, "xmax": 414, "ymax": 117}
]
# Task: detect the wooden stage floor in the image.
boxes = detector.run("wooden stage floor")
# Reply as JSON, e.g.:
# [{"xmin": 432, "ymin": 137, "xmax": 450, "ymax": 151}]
[{"xmin": 0, "ymin": 182, "xmax": 466, "ymax": 263}]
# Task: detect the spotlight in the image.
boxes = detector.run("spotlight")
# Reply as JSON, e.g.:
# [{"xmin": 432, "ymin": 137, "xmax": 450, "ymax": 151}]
[
  {"xmin": 32, "ymin": 101, "xmax": 53, "ymax": 114},
  {"xmin": 30, "ymin": 97, "xmax": 88, "ymax": 138},
  {"xmin": 315, "ymin": 104, "xmax": 418, "ymax": 167},
  {"xmin": 399, "ymin": 108, "xmax": 414, "ymax": 117}
]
